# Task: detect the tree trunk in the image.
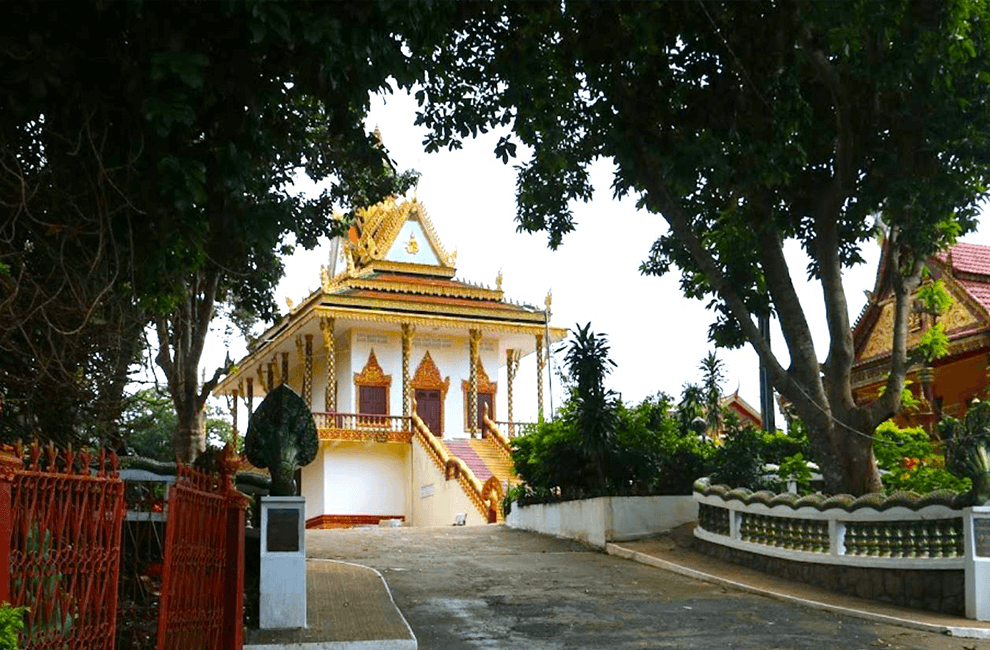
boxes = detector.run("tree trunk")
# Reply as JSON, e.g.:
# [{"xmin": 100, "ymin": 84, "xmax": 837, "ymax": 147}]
[{"xmin": 155, "ymin": 267, "xmax": 230, "ymax": 463}]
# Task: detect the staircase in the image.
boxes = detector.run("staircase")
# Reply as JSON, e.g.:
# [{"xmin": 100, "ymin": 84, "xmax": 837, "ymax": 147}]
[{"xmin": 443, "ymin": 438, "xmax": 518, "ymax": 486}]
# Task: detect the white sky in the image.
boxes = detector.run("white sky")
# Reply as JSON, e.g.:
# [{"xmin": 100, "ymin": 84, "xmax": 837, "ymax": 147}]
[{"xmin": 197, "ymin": 87, "xmax": 990, "ymax": 426}]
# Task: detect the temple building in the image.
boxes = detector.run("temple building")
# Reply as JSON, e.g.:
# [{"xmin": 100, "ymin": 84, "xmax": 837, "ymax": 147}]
[
  {"xmin": 851, "ymin": 241, "xmax": 990, "ymax": 430},
  {"xmin": 215, "ymin": 196, "xmax": 566, "ymax": 528}
]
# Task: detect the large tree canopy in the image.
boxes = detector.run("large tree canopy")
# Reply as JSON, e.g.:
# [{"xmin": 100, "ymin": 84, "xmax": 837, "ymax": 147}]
[
  {"xmin": 0, "ymin": 1, "xmax": 444, "ymax": 457},
  {"xmin": 409, "ymin": 1, "xmax": 990, "ymax": 494}
]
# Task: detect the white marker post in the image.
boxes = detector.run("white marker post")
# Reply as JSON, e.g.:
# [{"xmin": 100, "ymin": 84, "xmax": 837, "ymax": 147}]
[
  {"xmin": 259, "ymin": 496, "xmax": 307, "ymax": 629},
  {"xmin": 964, "ymin": 505, "xmax": 990, "ymax": 620}
]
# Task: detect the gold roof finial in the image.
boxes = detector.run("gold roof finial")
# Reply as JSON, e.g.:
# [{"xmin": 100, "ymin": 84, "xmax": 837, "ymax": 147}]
[
  {"xmin": 496, "ymin": 269, "xmax": 503, "ymax": 291},
  {"xmin": 285, "ymin": 296, "xmax": 294, "ymax": 309},
  {"xmin": 545, "ymin": 289, "xmax": 553, "ymax": 316}
]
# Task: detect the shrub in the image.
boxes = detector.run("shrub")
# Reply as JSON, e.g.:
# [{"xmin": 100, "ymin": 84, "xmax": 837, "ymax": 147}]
[
  {"xmin": 0, "ymin": 603, "xmax": 25, "ymax": 650},
  {"xmin": 874, "ymin": 421, "xmax": 970, "ymax": 495}
]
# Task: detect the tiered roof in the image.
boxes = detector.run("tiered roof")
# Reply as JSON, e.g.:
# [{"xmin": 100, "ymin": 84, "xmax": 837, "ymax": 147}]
[{"xmin": 851, "ymin": 240, "xmax": 990, "ymax": 382}]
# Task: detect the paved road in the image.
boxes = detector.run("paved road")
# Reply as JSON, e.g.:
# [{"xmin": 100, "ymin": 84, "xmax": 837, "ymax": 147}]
[{"xmin": 308, "ymin": 525, "xmax": 990, "ymax": 650}]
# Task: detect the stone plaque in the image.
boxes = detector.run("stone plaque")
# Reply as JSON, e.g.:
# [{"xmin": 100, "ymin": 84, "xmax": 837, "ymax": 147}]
[
  {"xmin": 974, "ymin": 518, "xmax": 990, "ymax": 558},
  {"xmin": 267, "ymin": 508, "xmax": 300, "ymax": 552}
]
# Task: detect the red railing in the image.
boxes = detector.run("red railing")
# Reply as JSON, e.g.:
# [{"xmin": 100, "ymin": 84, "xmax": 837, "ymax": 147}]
[
  {"xmin": 1, "ymin": 443, "xmax": 125, "ymax": 650},
  {"xmin": 157, "ymin": 448, "xmax": 248, "ymax": 650},
  {"xmin": 312, "ymin": 412, "xmax": 410, "ymax": 433}
]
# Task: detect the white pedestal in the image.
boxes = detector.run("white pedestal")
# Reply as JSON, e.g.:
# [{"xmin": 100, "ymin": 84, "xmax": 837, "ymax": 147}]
[
  {"xmin": 259, "ymin": 496, "xmax": 307, "ymax": 629},
  {"xmin": 964, "ymin": 506, "xmax": 990, "ymax": 620}
]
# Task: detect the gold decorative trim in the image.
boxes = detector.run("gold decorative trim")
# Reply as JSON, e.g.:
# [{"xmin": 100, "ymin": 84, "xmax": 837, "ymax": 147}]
[
  {"xmin": 324, "ymin": 276, "xmax": 504, "ymax": 302},
  {"xmin": 412, "ymin": 351, "xmax": 450, "ymax": 396},
  {"xmin": 320, "ymin": 295, "xmax": 547, "ymax": 323},
  {"xmin": 355, "ymin": 349, "xmax": 392, "ymax": 417},
  {"xmin": 317, "ymin": 428, "xmax": 412, "ymax": 443},
  {"xmin": 354, "ymin": 349, "xmax": 391, "ymax": 389}
]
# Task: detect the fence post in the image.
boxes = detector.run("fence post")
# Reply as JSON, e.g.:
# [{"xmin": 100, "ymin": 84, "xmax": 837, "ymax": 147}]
[
  {"xmin": 0, "ymin": 447, "xmax": 20, "ymax": 604},
  {"xmin": 220, "ymin": 445, "xmax": 249, "ymax": 650}
]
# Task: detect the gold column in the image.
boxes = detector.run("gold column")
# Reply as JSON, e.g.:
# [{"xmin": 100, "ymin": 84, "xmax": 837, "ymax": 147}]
[
  {"xmin": 535, "ymin": 333, "xmax": 545, "ymax": 419},
  {"xmin": 506, "ymin": 349, "xmax": 520, "ymax": 436},
  {"xmin": 304, "ymin": 335, "xmax": 314, "ymax": 408},
  {"xmin": 246, "ymin": 377, "xmax": 254, "ymax": 415},
  {"xmin": 281, "ymin": 352, "xmax": 289, "ymax": 387},
  {"xmin": 402, "ymin": 324, "xmax": 415, "ymax": 417},
  {"xmin": 320, "ymin": 317, "xmax": 336, "ymax": 412},
  {"xmin": 231, "ymin": 386, "xmax": 239, "ymax": 435},
  {"xmin": 468, "ymin": 329, "xmax": 482, "ymax": 436}
]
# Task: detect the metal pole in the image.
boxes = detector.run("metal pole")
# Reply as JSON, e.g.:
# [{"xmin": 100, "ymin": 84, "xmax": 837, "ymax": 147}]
[{"xmin": 758, "ymin": 313, "xmax": 776, "ymax": 433}]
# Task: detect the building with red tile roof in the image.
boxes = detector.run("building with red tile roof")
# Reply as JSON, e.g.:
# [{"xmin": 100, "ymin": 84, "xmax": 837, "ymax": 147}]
[{"xmin": 851, "ymin": 240, "xmax": 990, "ymax": 428}]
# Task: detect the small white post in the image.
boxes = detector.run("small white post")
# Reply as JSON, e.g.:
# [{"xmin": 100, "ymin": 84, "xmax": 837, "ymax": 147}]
[
  {"xmin": 964, "ymin": 506, "xmax": 990, "ymax": 620},
  {"xmin": 260, "ymin": 496, "xmax": 307, "ymax": 629}
]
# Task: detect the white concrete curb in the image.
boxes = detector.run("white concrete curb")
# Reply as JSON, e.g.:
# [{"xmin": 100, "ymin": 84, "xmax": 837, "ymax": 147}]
[{"xmin": 606, "ymin": 542, "xmax": 990, "ymax": 640}]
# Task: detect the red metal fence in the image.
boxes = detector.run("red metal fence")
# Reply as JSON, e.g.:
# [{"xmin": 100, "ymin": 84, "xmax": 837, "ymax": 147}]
[
  {"xmin": 156, "ymin": 451, "xmax": 248, "ymax": 650},
  {"xmin": 1, "ymin": 443, "xmax": 125, "ymax": 650}
]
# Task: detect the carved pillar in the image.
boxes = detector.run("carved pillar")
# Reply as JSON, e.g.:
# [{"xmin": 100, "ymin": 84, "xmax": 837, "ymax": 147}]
[
  {"xmin": 246, "ymin": 377, "xmax": 254, "ymax": 416},
  {"xmin": 402, "ymin": 324, "xmax": 415, "ymax": 417},
  {"xmin": 535, "ymin": 333, "xmax": 545, "ymax": 419},
  {"xmin": 506, "ymin": 348, "xmax": 520, "ymax": 437},
  {"xmin": 468, "ymin": 329, "xmax": 482, "ymax": 436},
  {"xmin": 280, "ymin": 352, "xmax": 289, "ymax": 387},
  {"xmin": 320, "ymin": 317, "xmax": 336, "ymax": 412},
  {"xmin": 231, "ymin": 386, "xmax": 239, "ymax": 436},
  {"xmin": 266, "ymin": 362, "xmax": 274, "ymax": 393},
  {"xmin": 304, "ymin": 335, "xmax": 313, "ymax": 408}
]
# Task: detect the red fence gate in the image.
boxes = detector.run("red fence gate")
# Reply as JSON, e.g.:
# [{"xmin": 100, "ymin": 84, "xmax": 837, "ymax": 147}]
[
  {"xmin": 157, "ymin": 452, "xmax": 248, "ymax": 650},
  {"xmin": 1, "ymin": 443, "xmax": 125, "ymax": 650}
]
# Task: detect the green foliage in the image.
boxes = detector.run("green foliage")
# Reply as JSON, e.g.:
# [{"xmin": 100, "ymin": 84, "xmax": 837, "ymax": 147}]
[
  {"xmin": 942, "ymin": 402, "xmax": 990, "ymax": 503},
  {"xmin": 14, "ymin": 525, "xmax": 73, "ymax": 646},
  {"xmin": 564, "ymin": 323, "xmax": 619, "ymax": 491},
  {"xmin": 0, "ymin": 603, "xmax": 25, "ymax": 650},
  {"xmin": 244, "ymin": 385, "xmax": 318, "ymax": 496},
  {"xmin": 875, "ymin": 421, "xmax": 970, "ymax": 495},
  {"xmin": 120, "ymin": 388, "xmax": 234, "ymax": 462},
  {"xmin": 917, "ymin": 277, "xmax": 954, "ymax": 315},
  {"xmin": 917, "ymin": 323, "xmax": 950, "ymax": 363},
  {"xmin": 777, "ymin": 453, "xmax": 814, "ymax": 494},
  {"xmin": 709, "ymin": 424, "xmax": 769, "ymax": 489},
  {"xmin": 411, "ymin": 1, "xmax": 990, "ymax": 495}
]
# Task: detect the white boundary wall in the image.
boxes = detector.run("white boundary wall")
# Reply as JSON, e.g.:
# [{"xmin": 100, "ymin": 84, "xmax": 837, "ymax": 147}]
[{"xmin": 505, "ymin": 495, "xmax": 698, "ymax": 548}]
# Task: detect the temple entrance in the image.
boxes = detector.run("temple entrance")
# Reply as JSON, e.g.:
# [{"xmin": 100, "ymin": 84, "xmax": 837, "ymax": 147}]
[
  {"xmin": 476, "ymin": 392, "xmax": 494, "ymax": 432},
  {"xmin": 416, "ymin": 389, "xmax": 442, "ymax": 436},
  {"xmin": 411, "ymin": 351, "xmax": 449, "ymax": 437}
]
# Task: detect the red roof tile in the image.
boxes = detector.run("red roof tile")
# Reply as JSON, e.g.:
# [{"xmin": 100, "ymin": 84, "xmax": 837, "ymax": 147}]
[
  {"xmin": 957, "ymin": 278, "xmax": 990, "ymax": 313},
  {"xmin": 939, "ymin": 242, "xmax": 990, "ymax": 276}
]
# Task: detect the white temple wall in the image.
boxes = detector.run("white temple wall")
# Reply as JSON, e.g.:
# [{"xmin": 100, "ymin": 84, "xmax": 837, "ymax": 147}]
[
  {"xmin": 320, "ymin": 441, "xmax": 409, "ymax": 518},
  {"xmin": 410, "ymin": 436, "xmax": 487, "ymax": 527},
  {"xmin": 336, "ymin": 334, "xmax": 354, "ymax": 413},
  {"xmin": 301, "ymin": 443, "xmax": 325, "ymax": 521}
]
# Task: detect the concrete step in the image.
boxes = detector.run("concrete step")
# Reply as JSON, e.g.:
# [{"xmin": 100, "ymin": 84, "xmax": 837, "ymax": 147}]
[{"xmin": 442, "ymin": 439, "xmax": 494, "ymax": 483}]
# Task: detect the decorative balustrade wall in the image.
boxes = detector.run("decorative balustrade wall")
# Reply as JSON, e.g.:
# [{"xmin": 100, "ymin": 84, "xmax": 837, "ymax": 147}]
[
  {"xmin": 157, "ymin": 456, "xmax": 249, "ymax": 650},
  {"xmin": 1, "ymin": 443, "xmax": 125, "ymax": 650},
  {"xmin": 692, "ymin": 478, "xmax": 981, "ymax": 615},
  {"xmin": 312, "ymin": 412, "xmax": 411, "ymax": 442}
]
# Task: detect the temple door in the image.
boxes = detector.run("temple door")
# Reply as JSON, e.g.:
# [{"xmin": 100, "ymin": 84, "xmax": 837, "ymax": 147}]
[
  {"xmin": 477, "ymin": 392, "xmax": 494, "ymax": 433},
  {"xmin": 359, "ymin": 385, "xmax": 387, "ymax": 426},
  {"xmin": 415, "ymin": 389, "xmax": 442, "ymax": 436}
]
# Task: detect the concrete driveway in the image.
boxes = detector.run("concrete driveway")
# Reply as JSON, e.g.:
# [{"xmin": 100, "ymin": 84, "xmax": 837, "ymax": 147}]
[{"xmin": 307, "ymin": 525, "xmax": 990, "ymax": 650}]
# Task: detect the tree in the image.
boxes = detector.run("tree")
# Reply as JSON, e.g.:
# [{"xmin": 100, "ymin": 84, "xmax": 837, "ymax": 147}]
[
  {"xmin": 1, "ymin": 1, "xmax": 444, "ymax": 459},
  {"xmin": 563, "ymin": 323, "xmax": 619, "ymax": 492},
  {"xmin": 699, "ymin": 352, "xmax": 726, "ymax": 437},
  {"xmin": 409, "ymin": 1, "xmax": 990, "ymax": 494}
]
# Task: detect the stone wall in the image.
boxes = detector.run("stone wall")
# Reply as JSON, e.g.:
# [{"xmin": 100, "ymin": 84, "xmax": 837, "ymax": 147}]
[{"xmin": 693, "ymin": 535, "xmax": 964, "ymax": 615}]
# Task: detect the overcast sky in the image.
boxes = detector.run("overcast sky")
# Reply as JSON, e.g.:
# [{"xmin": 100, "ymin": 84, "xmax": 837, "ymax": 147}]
[{"xmin": 197, "ymin": 87, "xmax": 990, "ymax": 425}]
